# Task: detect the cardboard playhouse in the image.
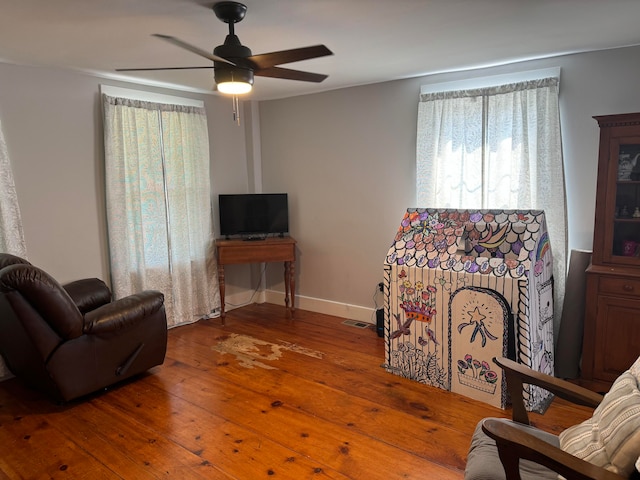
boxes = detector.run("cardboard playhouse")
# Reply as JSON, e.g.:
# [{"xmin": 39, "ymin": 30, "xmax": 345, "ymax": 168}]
[{"xmin": 382, "ymin": 209, "xmax": 554, "ymax": 411}]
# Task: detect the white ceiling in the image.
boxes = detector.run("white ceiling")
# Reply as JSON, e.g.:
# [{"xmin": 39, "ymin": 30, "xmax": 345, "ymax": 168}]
[{"xmin": 1, "ymin": 0, "xmax": 640, "ymax": 101}]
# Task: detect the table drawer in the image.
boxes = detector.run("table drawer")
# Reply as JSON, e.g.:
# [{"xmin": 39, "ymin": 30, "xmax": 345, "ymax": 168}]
[
  {"xmin": 216, "ymin": 238, "xmax": 296, "ymax": 265},
  {"xmin": 219, "ymin": 245, "xmax": 294, "ymax": 264},
  {"xmin": 600, "ymin": 276, "xmax": 640, "ymax": 297}
]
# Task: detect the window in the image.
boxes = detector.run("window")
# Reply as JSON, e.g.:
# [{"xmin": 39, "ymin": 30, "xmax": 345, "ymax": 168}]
[
  {"xmin": 102, "ymin": 86, "xmax": 219, "ymax": 327},
  {"xmin": 416, "ymin": 71, "xmax": 567, "ymax": 329}
]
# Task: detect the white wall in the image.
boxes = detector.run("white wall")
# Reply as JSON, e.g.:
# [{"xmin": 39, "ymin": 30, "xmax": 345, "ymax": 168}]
[
  {"xmin": 259, "ymin": 45, "xmax": 640, "ymax": 319},
  {"xmin": 259, "ymin": 81, "xmax": 416, "ymax": 319}
]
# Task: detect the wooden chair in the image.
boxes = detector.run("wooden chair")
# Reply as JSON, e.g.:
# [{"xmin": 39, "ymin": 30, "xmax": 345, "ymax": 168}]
[{"xmin": 465, "ymin": 357, "xmax": 639, "ymax": 480}]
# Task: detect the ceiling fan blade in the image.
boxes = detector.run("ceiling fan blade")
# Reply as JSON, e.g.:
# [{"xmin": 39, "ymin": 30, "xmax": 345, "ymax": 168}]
[
  {"xmin": 152, "ymin": 34, "xmax": 235, "ymax": 65},
  {"xmin": 116, "ymin": 66, "xmax": 214, "ymax": 72},
  {"xmin": 254, "ymin": 66, "xmax": 328, "ymax": 83},
  {"xmin": 247, "ymin": 45, "xmax": 332, "ymax": 69}
]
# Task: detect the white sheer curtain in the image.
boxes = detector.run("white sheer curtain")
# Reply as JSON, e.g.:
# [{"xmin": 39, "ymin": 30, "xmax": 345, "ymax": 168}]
[
  {"xmin": 0, "ymin": 117, "xmax": 27, "ymax": 378},
  {"xmin": 103, "ymin": 95, "xmax": 219, "ymax": 328},
  {"xmin": 416, "ymin": 77, "xmax": 567, "ymax": 332}
]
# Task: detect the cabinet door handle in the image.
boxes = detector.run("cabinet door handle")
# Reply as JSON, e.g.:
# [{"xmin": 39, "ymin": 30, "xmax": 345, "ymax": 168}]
[{"xmin": 623, "ymin": 284, "xmax": 634, "ymax": 292}]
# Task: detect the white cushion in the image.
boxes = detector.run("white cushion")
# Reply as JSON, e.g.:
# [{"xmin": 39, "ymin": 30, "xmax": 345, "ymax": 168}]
[{"xmin": 559, "ymin": 356, "xmax": 640, "ymax": 477}]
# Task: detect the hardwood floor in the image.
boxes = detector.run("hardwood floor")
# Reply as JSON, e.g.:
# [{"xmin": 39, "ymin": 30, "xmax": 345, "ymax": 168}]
[{"xmin": 0, "ymin": 303, "xmax": 592, "ymax": 479}]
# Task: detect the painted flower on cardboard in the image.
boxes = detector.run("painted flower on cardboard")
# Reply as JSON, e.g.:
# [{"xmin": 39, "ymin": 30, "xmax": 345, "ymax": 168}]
[
  {"xmin": 398, "ymin": 272, "xmax": 438, "ymax": 323},
  {"xmin": 457, "ymin": 354, "xmax": 498, "ymax": 384}
]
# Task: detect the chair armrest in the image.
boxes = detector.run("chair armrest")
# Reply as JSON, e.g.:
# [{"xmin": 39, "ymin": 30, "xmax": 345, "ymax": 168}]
[
  {"xmin": 482, "ymin": 418, "xmax": 625, "ymax": 480},
  {"xmin": 63, "ymin": 278, "xmax": 112, "ymax": 314},
  {"xmin": 494, "ymin": 357, "xmax": 603, "ymax": 424},
  {"xmin": 83, "ymin": 291, "xmax": 164, "ymax": 334}
]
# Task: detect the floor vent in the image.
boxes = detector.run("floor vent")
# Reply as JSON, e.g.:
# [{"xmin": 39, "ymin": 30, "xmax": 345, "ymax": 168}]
[{"xmin": 342, "ymin": 320, "xmax": 371, "ymax": 329}]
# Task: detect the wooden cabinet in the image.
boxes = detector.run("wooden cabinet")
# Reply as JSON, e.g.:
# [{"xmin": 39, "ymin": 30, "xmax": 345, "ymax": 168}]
[
  {"xmin": 582, "ymin": 112, "xmax": 640, "ymax": 391},
  {"xmin": 584, "ymin": 268, "xmax": 640, "ymax": 389}
]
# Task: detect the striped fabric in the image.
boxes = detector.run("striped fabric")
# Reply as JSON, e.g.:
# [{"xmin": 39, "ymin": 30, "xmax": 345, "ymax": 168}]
[{"xmin": 559, "ymin": 357, "xmax": 640, "ymax": 477}]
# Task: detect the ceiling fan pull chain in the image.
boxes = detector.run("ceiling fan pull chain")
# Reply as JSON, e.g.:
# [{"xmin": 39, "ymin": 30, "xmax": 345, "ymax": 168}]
[{"xmin": 232, "ymin": 95, "xmax": 241, "ymax": 126}]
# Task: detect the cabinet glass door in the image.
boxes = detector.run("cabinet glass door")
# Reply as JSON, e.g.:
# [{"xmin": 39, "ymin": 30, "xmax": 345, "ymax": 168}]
[{"xmin": 612, "ymin": 142, "xmax": 640, "ymax": 260}]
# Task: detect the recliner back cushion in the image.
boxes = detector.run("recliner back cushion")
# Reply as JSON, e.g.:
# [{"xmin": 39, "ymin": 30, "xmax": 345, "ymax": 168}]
[
  {"xmin": 559, "ymin": 355, "xmax": 640, "ymax": 477},
  {"xmin": 0, "ymin": 264, "xmax": 83, "ymax": 339},
  {"xmin": 0, "ymin": 253, "xmax": 31, "ymax": 269}
]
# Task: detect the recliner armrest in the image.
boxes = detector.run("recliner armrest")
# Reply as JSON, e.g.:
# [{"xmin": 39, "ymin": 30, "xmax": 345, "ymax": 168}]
[
  {"xmin": 482, "ymin": 418, "xmax": 624, "ymax": 480},
  {"xmin": 83, "ymin": 291, "xmax": 165, "ymax": 334},
  {"xmin": 63, "ymin": 278, "xmax": 112, "ymax": 314}
]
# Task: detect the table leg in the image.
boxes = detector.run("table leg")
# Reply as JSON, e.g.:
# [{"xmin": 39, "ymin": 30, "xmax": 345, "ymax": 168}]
[
  {"xmin": 289, "ymin": 259, "xmax": 295, "ymax": 318},
  {"xmin": 218, "ymin": 264, "xmax": 226, "ymax": 326},
  {"xmin": 284, "ymin": 261, "xmax": 291, "ymax": 316},
  {"xmin": 284, "ymin": 260, "xmax": 295, "ymax": 319}
]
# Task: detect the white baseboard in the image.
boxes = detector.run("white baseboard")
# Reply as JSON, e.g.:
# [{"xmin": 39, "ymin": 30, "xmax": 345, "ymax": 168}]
[
  {"xmin": 264, "ymin": 289, "xmax": 376, "ymax": 324},
  {"xmin": 220, "ymin": 288, "xmax": 377, "ymax": 324},
  {"xmin": 221, "ymin": 289, "xmax": 267, "ymax": 313}
]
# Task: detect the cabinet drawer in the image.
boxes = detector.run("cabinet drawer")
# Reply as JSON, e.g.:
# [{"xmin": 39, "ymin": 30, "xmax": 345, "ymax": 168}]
[{"xmin": 600, "ymin": 277, "xmax": 640, "ymax": 297}]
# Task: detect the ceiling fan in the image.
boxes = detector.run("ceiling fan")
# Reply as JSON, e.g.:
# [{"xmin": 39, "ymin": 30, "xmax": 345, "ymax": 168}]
[{"xmin": 117, "ymin": 1, "xmax": 333, "ymax": 95}]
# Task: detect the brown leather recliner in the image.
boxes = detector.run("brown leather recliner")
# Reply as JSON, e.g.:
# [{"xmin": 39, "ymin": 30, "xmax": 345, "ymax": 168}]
[{"xmin": 0, "ymin": 253, "xmax": 167, "ymax": 402}]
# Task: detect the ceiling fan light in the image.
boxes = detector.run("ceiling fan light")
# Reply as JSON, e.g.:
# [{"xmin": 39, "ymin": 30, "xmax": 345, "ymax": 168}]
[
  {"xmin": 217, "ymin": 81, "xmax": 253, "ymax": 94},
  {"xmin": 215, "ymin": 66, "xmax": 254, "ymax": 95}
]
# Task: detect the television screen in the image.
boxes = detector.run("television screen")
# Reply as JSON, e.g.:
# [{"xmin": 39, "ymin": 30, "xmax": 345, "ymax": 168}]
[{"xmin": 218, "ymin": 193, "xmax": 289, "ymax": 238}]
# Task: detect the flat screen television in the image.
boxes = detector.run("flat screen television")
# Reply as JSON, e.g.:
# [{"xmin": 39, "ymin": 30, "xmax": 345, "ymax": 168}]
[{"xmin": 218, "ymin": 193, "xmax": 289, "ymax": 239}]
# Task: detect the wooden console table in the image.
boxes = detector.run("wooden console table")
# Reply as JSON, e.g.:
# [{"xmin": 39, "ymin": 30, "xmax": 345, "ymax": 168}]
[{"xmin": 215, "ymin": 237, "xmax": 296, "ymax": 324}]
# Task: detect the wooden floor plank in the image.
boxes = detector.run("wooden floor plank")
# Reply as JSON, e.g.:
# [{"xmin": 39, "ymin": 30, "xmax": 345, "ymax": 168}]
[
  {"xmin": 49, "ymin": 397, "xmax": 225, "ymax": 479},
  {"xmin": 146, "ymin": 360, "xmax": 463, "ymax": 479},
  {"xmin": 165, "ymin": 326, "xmax": 473, "ymax": 470},
  {"xmin": 103, "ymin": 380, "xmax": 352, "ymax": 479},
  {"xmin": 0, "ymin": 406, "xmax": 121, "ymax": 479},
  {"xmin": 0, "ymin": 303, "xmax": 593, "ymax": 479}
]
